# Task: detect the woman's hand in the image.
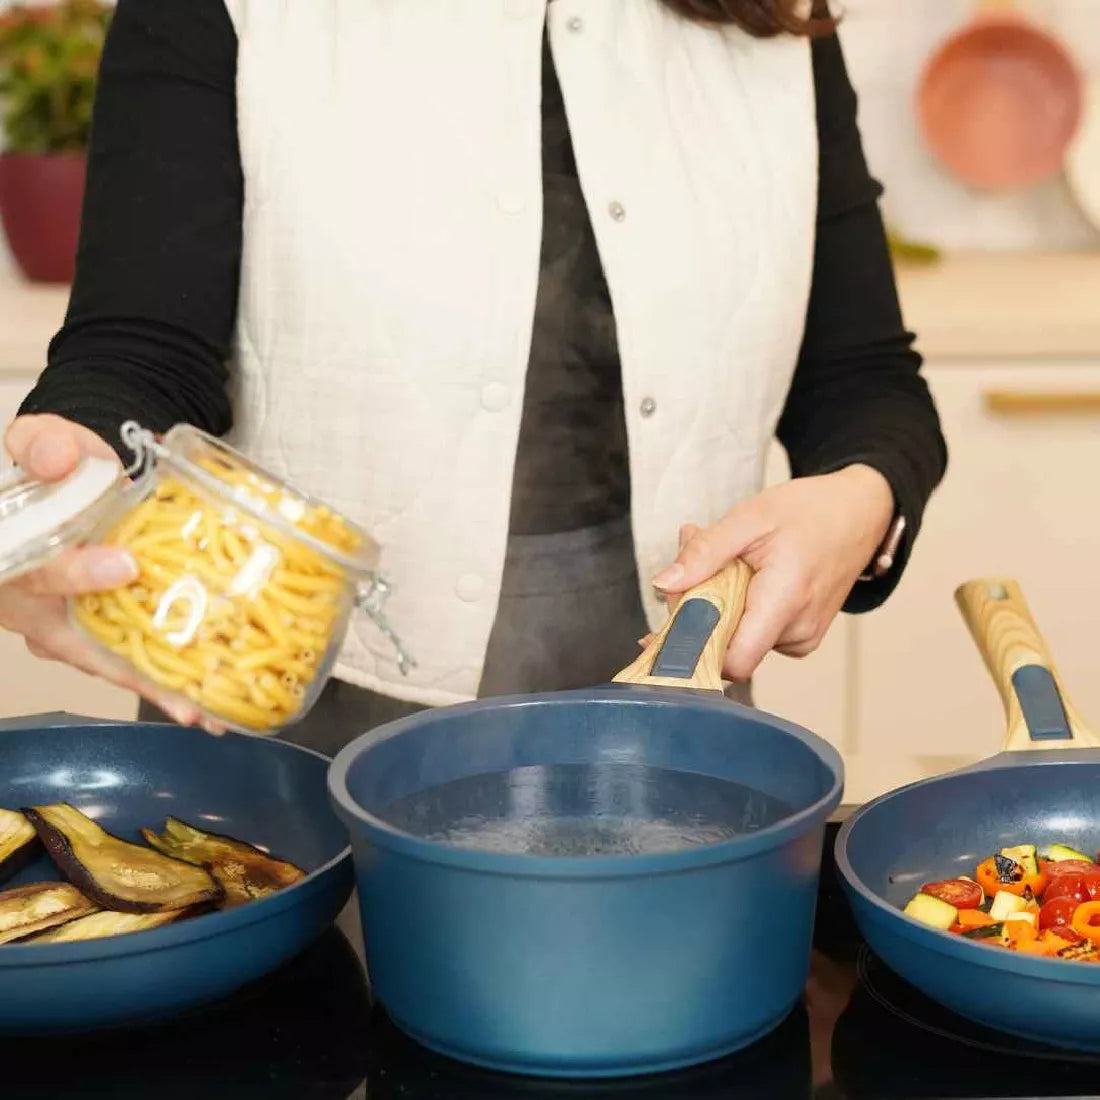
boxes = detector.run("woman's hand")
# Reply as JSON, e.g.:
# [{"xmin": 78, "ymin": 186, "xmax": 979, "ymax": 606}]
[
  {"xmin": 650, "ymin": 464, "xmax": 895, "ymax": 682},
  {"xmin": 0, "ymin": 414, "xmax": 202, "ymax": 725}
]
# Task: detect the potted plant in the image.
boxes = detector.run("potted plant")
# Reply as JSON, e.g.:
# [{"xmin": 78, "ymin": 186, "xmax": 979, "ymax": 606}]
[{"xmin": 0, "ymin": 0, "xmax": 110, "ymax": 283}]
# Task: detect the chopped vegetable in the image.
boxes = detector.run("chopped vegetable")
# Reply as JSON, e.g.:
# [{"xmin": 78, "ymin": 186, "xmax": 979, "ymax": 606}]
[
  {"xmin": 28, "ymin": 909, "xmax": 185, "ymax": 944},
  {"xmin": 904, "ymin": 892, "xmax": 958, "ymax": 930},
  {"xmin": 1040, "ymin": 843, "xmax": 1093, "ymax": 864},
  {"xmin": 896, "ymin": 840, "xmax": 1100, "ymax": 964},
  {"xmin": 919, "ymin": 878, "xmax": 984, "ymax": 910},
  {"xmin": 1071, "ymin": 900, "xmax": 1100, "ymax": 946},
  {"xmin": 976, "ymin": 856, "xmax": 1047, "ymax": 900},
  {"xmin": 956, "ymin": 908, "xmax": 997, "ymax": 930},
  {"xmin": 0, "ymin": 810, "xmax": 39, "ymax": 887},
  {"xmin": 23, "ymin": 803, "xmax": 222, "ymax": 914},
  {"xmin": 1001, "ymin": 844, "xmax": 1039, "ymax": 876},
  {"xmin": 140, "ymin": 817, "xmax": 305, "ymax": 907},
  {"xmin": 0, "ymin": 883, "xmax": 96, "ymax": 944},
  {"xmin": 962, "ymin": 922, "xmax": 1004, "ymax": 940},
  {"xmin": 990, "ymin": 891, "xmax": 1030, "ymax": 922}
]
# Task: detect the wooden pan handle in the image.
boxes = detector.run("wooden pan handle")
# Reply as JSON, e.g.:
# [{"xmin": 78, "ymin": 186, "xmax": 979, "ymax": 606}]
[
  {"xmin": 955, "ymin": 578, "xmax": 1100, "ymax": 751},
  {"xmin": 614, "ymin": 560, "xmax": 751, "ymax": 693}
]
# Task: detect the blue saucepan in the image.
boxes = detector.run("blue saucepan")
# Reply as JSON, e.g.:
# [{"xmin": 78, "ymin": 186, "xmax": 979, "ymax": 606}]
[
  {"xmin": 837, "ymin": 577, "xmax": 1100, "ymax": 1051},
  {"xmin": 329, "ymin": 562, "xmax": 843, "ymax": 1078},
  {"xmin": 0, "ymin": 712, "xmax": 353, "ymax": 1033}
]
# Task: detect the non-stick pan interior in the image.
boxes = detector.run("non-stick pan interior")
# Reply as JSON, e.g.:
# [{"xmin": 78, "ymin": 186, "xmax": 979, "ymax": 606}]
[
  {"xmin": 0, "ymin": 720, "xmax": 348, "ymax": 887},
  {"xmin": 339, "ymin": 688, "xmax": 841, "ymax": 858},
  {"xmin": 843, "ymin": 755, "xmax": 1100, "ymax": 908}
]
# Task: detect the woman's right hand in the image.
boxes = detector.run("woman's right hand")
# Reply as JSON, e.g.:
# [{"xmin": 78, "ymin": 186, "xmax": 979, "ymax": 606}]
[{"xmin": 1, "ymin": 414, "xmax": 202, "ymax": 725}]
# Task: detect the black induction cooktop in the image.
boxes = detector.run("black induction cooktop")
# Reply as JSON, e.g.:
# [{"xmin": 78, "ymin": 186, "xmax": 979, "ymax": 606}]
[{"xmin": 4, "ymin": 820, "xmax": 1099, "ymax": 1100}]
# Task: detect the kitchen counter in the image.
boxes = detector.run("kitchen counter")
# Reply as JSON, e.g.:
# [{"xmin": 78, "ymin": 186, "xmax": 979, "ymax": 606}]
[
  {"xmin": 894, "ymin": 250, "xmax": 1100, "ymax": 361},
  {"xmin": 2, "ymin": 251, "xmax": 1100, "ymax": 378}
]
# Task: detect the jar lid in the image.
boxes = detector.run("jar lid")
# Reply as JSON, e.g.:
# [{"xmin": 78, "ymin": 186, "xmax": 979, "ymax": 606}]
[{"xmin": 0, "ymin": 457, "xmax": 125, "ymax": 585}]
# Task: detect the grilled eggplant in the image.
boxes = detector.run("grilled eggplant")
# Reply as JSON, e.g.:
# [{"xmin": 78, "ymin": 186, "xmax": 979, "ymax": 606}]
[
  {"xmin": 29, "ymin": 908, "xmax": 186, "ymax": 944},
  {"xmin": 0, "ymin": 882, "xmax": 97, "ymax": 944},
  {"xmin": 0, "ymin": 809, "xmax": 40, "ymax": 886},
  {"xmin": 140, "ymin": 817, "xmax": 306, "ymax": 907},
  {"xmin": 24, "ymin": 803, "xmax": 222, "ymax": 913}
]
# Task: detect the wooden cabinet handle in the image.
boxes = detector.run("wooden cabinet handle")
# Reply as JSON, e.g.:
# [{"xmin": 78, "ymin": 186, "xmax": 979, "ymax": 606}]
[{"xmin": 984, "ymin": 391, "xmax": 1100, "ymax": 415}]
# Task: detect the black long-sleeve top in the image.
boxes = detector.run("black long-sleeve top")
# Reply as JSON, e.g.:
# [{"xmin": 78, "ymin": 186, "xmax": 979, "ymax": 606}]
[{"xmin": 19, "ymin": 0, "xmax": 947, "ymax": 612}]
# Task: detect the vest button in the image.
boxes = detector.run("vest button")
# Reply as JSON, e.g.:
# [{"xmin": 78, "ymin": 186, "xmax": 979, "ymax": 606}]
[
  {"xmin": 639, "ymin": 396, "xmax": 657, "ymax": 418},
  {"xmin": 481, "ymin": 382, "xmax": 510, "ymax": 411},
  {"xmin": 566, "ymin": 15, "xmax": 583, "ymax": 32},
  {"xmin": 608, "ymin": 200, "xmax": 626, "ymax": 222},
  {"xmin": 457, "ymin": 574, "xmax": 485, "ymax": 603}
]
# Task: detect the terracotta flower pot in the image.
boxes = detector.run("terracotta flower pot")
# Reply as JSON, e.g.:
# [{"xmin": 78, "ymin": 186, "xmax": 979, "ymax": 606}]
[{"xmin": 0, "ymin": 151, "xmax": 86, "ymax": 283}]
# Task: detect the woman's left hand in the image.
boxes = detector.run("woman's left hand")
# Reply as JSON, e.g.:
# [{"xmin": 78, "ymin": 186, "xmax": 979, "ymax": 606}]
[{"xmin": 649, "ymin": 464, "xmax": 895, "ymax": 682}]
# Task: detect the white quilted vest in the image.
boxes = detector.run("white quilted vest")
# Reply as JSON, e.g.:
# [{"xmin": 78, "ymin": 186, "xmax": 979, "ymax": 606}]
[{"xmin": 221, "ymin": 0, "xmax": 818, "ymax": 706}]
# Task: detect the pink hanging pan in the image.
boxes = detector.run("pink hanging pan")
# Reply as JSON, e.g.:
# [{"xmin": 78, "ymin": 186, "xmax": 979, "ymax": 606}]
[{"xmin": 918, "ymin": 0, "xmax": 1083, "ymax": 192}]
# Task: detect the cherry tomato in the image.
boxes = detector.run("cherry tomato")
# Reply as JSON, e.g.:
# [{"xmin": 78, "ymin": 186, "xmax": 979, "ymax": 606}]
[
  {"xmin": 1043, "ymin": 860, "xmax": 1100, "ymax": 879},
  {"xmin": 921, "ymin": 879, "xmax": 984, "ymax": 910},
  {"xmin": 1042, "ymin": 875, "xmax": 1091, "ymax": 905},
  {"xmin": 1039, "ymin": 896, "xmax": 1080, "ymax": 930}
]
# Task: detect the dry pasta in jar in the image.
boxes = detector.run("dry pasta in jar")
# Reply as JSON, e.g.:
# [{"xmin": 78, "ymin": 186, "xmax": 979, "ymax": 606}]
[{"xmin": 66, "ymin": 423, "xmax": 406, "ymax": 733}]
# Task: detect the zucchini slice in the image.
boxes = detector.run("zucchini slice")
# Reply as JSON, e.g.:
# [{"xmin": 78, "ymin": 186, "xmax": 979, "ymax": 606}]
[
  {"xmin": 904, "ymin": 892, "xmax": 958, "ymax": 930},
  {"xmin": 963, "ymin": 922, "xmax": 1004, "ymax": 940},
  {"xmin": 1040, "ymin": 843, "xmax": 1093, "ymax": 864},
  {"xmin": 1000, "ymin": 844, "xmax": 1038, "ymax": 876}
]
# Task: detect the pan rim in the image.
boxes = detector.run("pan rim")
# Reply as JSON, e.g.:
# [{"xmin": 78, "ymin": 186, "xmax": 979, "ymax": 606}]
[
  {"xmin": 0, "ymin": 720, "xmax": 353, "ymax": 964},
  {"xmin": 328, "ymin": 685, "xmax": 845, "ymax": 878},
  {"xmin": 836, "ymin": 769, "xmax": 1100, "ymax": 984}
]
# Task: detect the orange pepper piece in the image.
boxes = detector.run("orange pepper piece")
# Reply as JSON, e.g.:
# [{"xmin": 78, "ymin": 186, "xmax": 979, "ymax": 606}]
[
  {"xmin": 975, "ymin": 856, "xmax": 1047, "ymax": 899},
  {"xmin": 956, "ymin": 909, "xmax": 997, "ymax": 929},
  {"xmin": 1004, "ymin": 919, "xmax": 1038, "ymax": 948},
  {"xmin": 1071, "ymin": 900, "xmax": 1100, "ymax": 946}
]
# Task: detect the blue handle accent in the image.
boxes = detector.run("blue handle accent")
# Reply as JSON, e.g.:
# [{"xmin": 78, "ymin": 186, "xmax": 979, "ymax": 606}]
[
  {"xmin": 650, "ymin": 598, "xmax": 721, "ymax": 679},
  {"xmin": 1011, "ymin": 665, "xmax": 1073, "ymax": 741}
]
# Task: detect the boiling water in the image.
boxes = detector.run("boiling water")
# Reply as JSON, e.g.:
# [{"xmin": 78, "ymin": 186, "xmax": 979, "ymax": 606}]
[{"xmin": 380, "ymin": 763, "xmax": 793, "ymax": 857}]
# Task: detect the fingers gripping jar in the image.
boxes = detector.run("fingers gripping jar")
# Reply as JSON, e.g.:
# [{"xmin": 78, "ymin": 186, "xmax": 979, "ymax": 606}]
[{"xmin": 3, "ymin": 421, "xmax": 410, "ymax": 733}]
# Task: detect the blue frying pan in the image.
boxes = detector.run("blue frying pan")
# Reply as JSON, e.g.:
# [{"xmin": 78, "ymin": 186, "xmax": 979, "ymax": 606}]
[
  {"xmin": 837, "ymin": 577, "xmax": 1100, "ymax": 1051},
  {"xmin": 330, "ymin": 562, "xmax": 843, "ymax": 1078},
  {"xmin": 0, "ymin": 712, "xmax": 353, "ymax": 1033}
]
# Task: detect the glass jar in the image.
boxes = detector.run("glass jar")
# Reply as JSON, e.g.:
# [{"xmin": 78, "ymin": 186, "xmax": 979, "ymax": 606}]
[{"xmin": 0, "ymin": 421, "xmax": 410, "ymax": 734}]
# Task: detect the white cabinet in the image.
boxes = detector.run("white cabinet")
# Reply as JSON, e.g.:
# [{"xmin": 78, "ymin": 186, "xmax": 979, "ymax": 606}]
[
  {"xmin": 851, "ymin": 362, "xmax": 1100, "ymax": 802},
  {"xmin": 0, "ymin": 375, "xmax": 136, "ymax": 722}
]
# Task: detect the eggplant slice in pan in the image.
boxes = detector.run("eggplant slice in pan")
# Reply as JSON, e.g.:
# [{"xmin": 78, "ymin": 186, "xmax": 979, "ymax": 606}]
[
  {"xmin": 28, "ymin": 908, "xmax": 187, "ymax": 944},
  {"xmin": 0, "ymin": 809, "xmax": 40, "ymax": 886},
  {"xmin": 141, "ymin": 817, "xmax": 306, "ymax": 907},
  {"xmin": 0, "ymin": 882, "xmax": 97, "ymax": 944},
  {"xmin": 23, "ymin": 803, "xmax": 222, "ymax": 913}
]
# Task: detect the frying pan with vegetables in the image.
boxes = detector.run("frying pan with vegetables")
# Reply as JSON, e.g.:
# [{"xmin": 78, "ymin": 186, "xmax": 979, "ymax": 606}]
[{"xmin": 837, "ymin": 577, "xmax": 1100, "ymax": 1051}]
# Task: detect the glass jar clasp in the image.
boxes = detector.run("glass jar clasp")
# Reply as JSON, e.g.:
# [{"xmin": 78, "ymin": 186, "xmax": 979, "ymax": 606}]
[{"xmin": 355, "ymin": 574, "xmax": 415, "ymax": 676}]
